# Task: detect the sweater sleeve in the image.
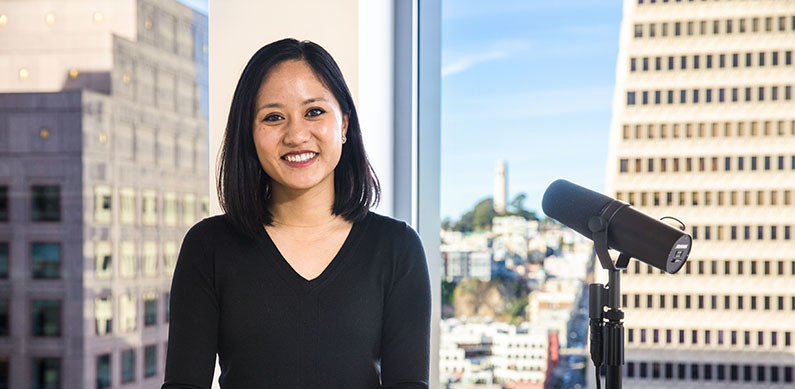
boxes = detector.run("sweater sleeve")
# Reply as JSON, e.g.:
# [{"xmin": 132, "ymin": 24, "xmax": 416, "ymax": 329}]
[
  {"xmin": 379, "ymin": 223, "xmax": 432, "ymax": 389},
  {"xmin": 162, "ymin": 222, "xmax": 219, "ymax": 389}
]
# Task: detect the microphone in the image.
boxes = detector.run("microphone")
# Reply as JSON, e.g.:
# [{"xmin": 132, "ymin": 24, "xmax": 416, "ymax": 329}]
[{"xmin": 542, "ymin": 179, "xmax": 691, "ymax": 274}]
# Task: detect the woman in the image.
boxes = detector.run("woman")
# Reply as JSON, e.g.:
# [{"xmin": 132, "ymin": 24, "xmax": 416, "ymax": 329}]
[{"xmin": 161, "ymin": 39, "xmax": 431, "ymax": 389}]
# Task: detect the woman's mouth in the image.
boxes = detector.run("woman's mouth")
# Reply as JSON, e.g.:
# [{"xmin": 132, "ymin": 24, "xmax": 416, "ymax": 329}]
[{"xmin": 281, "ymin": 152, "xmax": 318, "ymax": 167}]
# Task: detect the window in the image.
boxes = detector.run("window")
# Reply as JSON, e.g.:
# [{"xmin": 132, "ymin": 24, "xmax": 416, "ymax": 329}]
[
  {"xmin": 668, "ymin": 56, "xmax": 674, "ymax": 70},
  {"xmin": 33, "ymin": 358, "xmax": 61, "ymax": 389},
  {"xmin": 164, "ymin": 292, "xmax": 170, "ymax": 323},
  {"xmin": 120, "ymin": 188, "xmax": 135, "ymax": 224},
  {"xmin": 627, "ymin": 92, "xmax": 636, "ymax": 105},
  {"xmin": 630, "ymin": 58, "xmax": 636, "ymax": 71},
  {"xmin": 144, "ymin": 293, "xmax": 157, "ymax": 326},
  {"xmin": 145, "ymin": 345, "xmax": 157, "ymax": 377},
  {"xmin": 164, "ymin": 242, "xmax": 178, "ymax": 274},
  {"xmin": 32, "ymin": 299, "xmax": 61, "ymax": 336},
  {"xmin": 693, "ymin": 55, "xmax": 700, "ymax": 69},
  {"xmin": 643, "ymin": 57, "xmax": 649, "ymax": 71},
  {"xmin": 634, "ymin": 24, "xmax": 643, "ymax": 38},
  {"xmin": 95, "ymin": 297, "xmax": 112, "ymax": 336},
  {"xmin": 122, "ymin": 349, "xmax": 135, "ymax": 383},
  {"xmin": 120, "ymin": 242, "xmax": 136, "ymax": 278},
  {"xmin": 143, "ymin": 190, "xmax": 157, "ymax": 225},
  {"xmin": 680, "ymin": 55, "xmax": 687, "ymax": 70},
  {"xmin": 31, "ymin": 185, "xmax": 60, "ymax": 222},
  {"xmin": 97, "ymin": 354, "xmax": 111, "ymax": 389},
  {"xmin": 183, "ymin": 194, "xmax": 196, "ymax": 226},
  {"xmin": 164, "ymin": 192, "xmax": 178, "ymax": 226},
  {"xmin": 120, "ymin": 294, "xmax": 137, "ymax": 332},
  {"xmin": 95, "ymin": 242, "xmax": 111, "ymax": 279},
  {"xmin": 32, "ymin": 242, "xmax": 60, "ymax": 279},
  {"xmin": 0, "ymin": 186, "xmax": 7, "ymax": 221},
  {"xmin": 143, "ymin": 242, "xmax": 158, "ymax": 277},
  {"xmin": 0, "ymin": 300, "xmax": 7, "ymax": 336},
  {"xmin": 759, "ymin": 52, "xmax": 765, "ymax": 66},
  {"xmin": 94, "ymin": 186, "xmax": 112, "ymax": 223},
  {"xmin": 0, "ymin": 242, "xmax": 7, "ymax": 279}
]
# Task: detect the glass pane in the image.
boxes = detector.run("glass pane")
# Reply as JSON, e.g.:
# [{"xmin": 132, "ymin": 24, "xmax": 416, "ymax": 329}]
[
  {"xmin": 0, "ymin": 242, "xmax": 7, "ymax": 278},
  {"xmin": 0, "ymin": 300, "xmax": 7, "ymax": 336},
  {"xmin": 31, "ymin": 185, "xmax": 60, "ymax": 222},
  {"xmin": 32, "ymin": 300, "xmax": 61, "ymax": 337},
  {"xmin": 144, "ymin": 345, "xmax": 157, "ymax": 377},
  {"xmin": 32, "ymin": 357, "xmax": 60, "ymax": 389},
  {"xmin": 0, "ymin": 186, "xmax": 7, "ymax": 221},
  {"xmin": 96, "ymin": 354, "xmax": 110, "ymax": 389},
  {"xmin": 32, "ymin": 242, "xmax": 60, "ymax": 279},
  {"xmin": 121, "ymin": 349, "xmax": 135, "ymax": 383}
]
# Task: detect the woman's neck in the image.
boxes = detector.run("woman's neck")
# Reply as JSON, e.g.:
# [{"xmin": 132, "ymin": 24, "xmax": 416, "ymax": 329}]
[{"xmin": 267, "ymin": 183, "xmax": 338, "ymax": 227}]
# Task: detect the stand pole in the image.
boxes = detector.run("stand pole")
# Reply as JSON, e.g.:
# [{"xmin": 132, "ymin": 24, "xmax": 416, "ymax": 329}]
[{"xmin": 603, "ymin": 269, "xmax": 624, "ymax": 389}]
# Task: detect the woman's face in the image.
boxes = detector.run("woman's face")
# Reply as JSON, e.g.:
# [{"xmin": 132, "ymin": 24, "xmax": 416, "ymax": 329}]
[{"xmin": 252, "ymin": 60, "xmax": 349, "ymax": 198}]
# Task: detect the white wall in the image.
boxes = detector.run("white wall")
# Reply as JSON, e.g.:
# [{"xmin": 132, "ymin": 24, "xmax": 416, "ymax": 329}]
[{"xmin": 208, "ymin": 0, "xmax": 395, "ymax": 218}]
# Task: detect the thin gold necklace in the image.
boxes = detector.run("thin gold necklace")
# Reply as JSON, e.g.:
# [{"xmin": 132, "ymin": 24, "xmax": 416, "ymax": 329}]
[{"xmin": 270, "ymin": 215, "xmax": 339, "ymax": 228}]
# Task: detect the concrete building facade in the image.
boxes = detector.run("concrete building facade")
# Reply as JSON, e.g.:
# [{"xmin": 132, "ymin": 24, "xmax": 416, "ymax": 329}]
[
  {"xmin": 0, "ymin": 0, "xmax": 207, "ymax": 387},
  {"xmin": 603, "ymin": 0, "xmax": 795, "ymax": 387}
]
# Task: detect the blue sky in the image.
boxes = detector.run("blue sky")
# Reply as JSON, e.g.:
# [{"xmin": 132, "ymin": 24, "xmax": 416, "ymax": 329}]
[
  {"xmin": 441, "ymin": 0, "xmax": 623, "ymax": 221},
  {"xmin": 177, "ymin": 0, "xmax": 207, "ymax": 14}
]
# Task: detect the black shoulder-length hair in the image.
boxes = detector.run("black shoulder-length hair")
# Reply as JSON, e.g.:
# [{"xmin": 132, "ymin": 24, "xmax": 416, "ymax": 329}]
[{"xmin": 217, "ymin": 38, "xmax": 380, "ymax": 239}]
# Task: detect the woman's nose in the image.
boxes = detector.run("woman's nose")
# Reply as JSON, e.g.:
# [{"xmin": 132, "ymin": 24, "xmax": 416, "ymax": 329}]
[{"xmin": 282, "ymin": 119, "xmax": 311, "ymax": 145}]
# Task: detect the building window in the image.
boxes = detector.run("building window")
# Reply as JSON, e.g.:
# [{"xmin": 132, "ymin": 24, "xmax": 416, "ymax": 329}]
[
  {"xmin": 121, "ymin": 349, "xmax": 135, "ymax": 383},
  {"xmin": 32, "ymin": 242, "xmax": 60, "ymax": 279},
  {"xmin": 120, "ymin": 294, "xmax": 137, "ymax": 333},
  {"xmin": 95, "ymin": 242, "xmax": 111, "ymax": 279},
  {"xmin": 0, "ymin": 242, "xmax": 7, "ymax": 279},
  {"xmin": 32, "ymin": 299, "xmax": 61, "ymax": 336},
  {"xmin": 143, "ymin": 190, "xmax": 157, "ymax": 225},
  {"xmin": 0, "ymin": 300, "xmax": 7, "ymax": 336},
  {"xmin": 120, "ymin": 242, "xmax": 136, "ymax": 278},
  {"xmin": 144, "ymin": 293, "xmax": 157, "ymax": 326},
  {"xmin": 97, "ymin": 354, "xmax": 111, "ymax": 389},
  {"xmin": 120, "ymin": 188, "xmax": 135, "ymax": 224},
  {"xmin": 31, "ymin": 185, "xmax": 60, "ymax": 222},
  {"xmin": 634, "ymin": 24, "xmax": 643, "ymax": 38},
  {"xmin": 95, "ymin": 297, "xmax": 112, "ymax": 336},
  {"xmin": 32, "ymin": 358, "xmax": 61, "ymax": 389},
  {"xmin": 630, "ymin": 58, "xmax": 636, "ymax": 71},
  {"xmin": 164, "ymin": 242, "xmax": 177, "ymax": 274},
  {"xmin": 145, "ymin": 345, "xmax": 157, "ymax": 377},
  {"xmin": 94, "ymin": 186, "xmax": 112, "ymax": 223},
  {"xmin": 164, "ymin": 192, "xmax": 178, "ymax": 226},
  {"xmin": 0, "ymin": 186, "xmax": 7, "ymax": 221},
  {"xmin": 143, "ymin": 242, "xmax": 158, "ymax": 277},
  {"xmin": 164, "ymin": 292, "xmax": 170, "ymax": 323}
]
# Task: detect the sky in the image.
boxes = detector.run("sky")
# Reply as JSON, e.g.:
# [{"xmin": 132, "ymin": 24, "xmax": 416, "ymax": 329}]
[
  {"xmin": 441, "ymin": 0, "xmax": 623, "ymax": 221},
  {"xmin": 177, "ymin": 0, "xmax": 207, "ymax": 14}
]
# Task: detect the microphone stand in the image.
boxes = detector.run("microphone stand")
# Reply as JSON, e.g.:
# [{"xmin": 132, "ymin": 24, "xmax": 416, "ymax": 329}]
[{"xmin": 587, "ymin": 201, "xmax": 631, "ymax": 389}]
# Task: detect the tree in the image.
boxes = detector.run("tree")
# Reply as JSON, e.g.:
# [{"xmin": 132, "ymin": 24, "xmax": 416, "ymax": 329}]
[{"xmin": 507, "ymin": 192, "xmax": 539, "ymax": 221}]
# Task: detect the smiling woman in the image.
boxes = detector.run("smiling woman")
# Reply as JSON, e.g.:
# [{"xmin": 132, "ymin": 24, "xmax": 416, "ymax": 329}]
[{"xmin": 162, "ymin": 39, "xmax": 432, "ymax": 389}]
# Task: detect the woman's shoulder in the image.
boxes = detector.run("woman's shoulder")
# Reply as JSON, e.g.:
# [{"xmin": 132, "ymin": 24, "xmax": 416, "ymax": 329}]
[
  {"xmin": 182, "ymin": 214, "xmax": 246, "ymax": 247},
  {"xmin": 363, "ymin": 211, "xmax": 423, "ymax": 248}
]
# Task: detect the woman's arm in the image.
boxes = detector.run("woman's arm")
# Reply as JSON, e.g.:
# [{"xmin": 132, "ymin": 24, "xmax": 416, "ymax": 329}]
[
  {"xmin": 161, "ymin": 222, "xmax": 219, "ymax": 389},
  {"xmin": 379, "ymin": 224, "xmax": 432, "ymax": 389}
]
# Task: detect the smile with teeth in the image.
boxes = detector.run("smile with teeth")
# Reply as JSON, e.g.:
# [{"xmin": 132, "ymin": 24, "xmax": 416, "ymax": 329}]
[{"xmin": 283, "ymin": 152, "xmax": 318, "ymax": 163}]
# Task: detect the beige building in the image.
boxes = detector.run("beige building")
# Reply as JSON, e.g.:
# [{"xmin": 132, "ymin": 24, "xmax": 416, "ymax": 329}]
[
  {"xmin": 602, "ymin": 0, "xmax": 795, "ymax": 387},
  {"xmin": 0, "ymin": 0, "xmax": 207, "ymax": 387}
]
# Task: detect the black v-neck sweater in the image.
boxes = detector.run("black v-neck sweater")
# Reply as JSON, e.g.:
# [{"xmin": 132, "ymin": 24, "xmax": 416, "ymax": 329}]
[{"xmin": 161, "ymin": 211, "xmax": 431, "ymax": 389}]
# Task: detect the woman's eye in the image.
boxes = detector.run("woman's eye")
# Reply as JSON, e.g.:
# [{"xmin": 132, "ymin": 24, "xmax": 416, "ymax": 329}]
[
  {"xmin": 263, "ymin": 114, "xmax": 283, "ymax": 122},
  {"xmin": 306, "ymin": 108, "xmax": 325, "ymax": 117}
]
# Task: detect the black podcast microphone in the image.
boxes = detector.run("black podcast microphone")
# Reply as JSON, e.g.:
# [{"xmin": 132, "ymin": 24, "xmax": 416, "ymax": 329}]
[{"xmin": 542, "ymin": 179, "xmax": 691, "ymax": 274}]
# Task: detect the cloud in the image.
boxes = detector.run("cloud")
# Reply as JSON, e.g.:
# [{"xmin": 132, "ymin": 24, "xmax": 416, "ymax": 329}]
[{"xmin": 442, "ymin": 39, "xmax": 530, "ymax": 77}]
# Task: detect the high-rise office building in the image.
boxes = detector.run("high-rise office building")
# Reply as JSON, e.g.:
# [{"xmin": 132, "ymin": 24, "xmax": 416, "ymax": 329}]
[
  {"xmin": 0, "ymin": 0, "xmax": 207, "ymax": 387},
  {"xmin": 604, "ymin": 1, "xmax": 795, "ymax": 387}
]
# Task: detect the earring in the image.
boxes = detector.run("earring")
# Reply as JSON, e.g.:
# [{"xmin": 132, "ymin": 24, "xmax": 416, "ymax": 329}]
[{"xmin": 342, "ymin": 135, "xmax": 347, "ymax": 144}]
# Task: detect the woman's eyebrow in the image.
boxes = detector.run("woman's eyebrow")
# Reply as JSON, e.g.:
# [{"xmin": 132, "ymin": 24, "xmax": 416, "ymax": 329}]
[{"xmin": 257, "ymin": 97, "xmax": 328, "ymax": 112}]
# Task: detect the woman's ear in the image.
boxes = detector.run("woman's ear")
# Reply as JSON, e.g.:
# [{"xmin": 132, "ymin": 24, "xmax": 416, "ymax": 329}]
[{"xmin": 342, "ymin": 113, "xmax": 349, "ymax": 138}]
